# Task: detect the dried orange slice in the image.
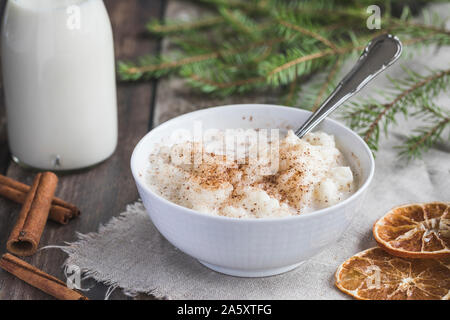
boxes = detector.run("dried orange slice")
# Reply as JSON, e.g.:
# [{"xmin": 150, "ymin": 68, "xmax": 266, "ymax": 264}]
[
  {"xmin": 373, "ymin": 202, "xmax": 450, "ymax": 258},
  {"xmin": 335, "ymin": 247, "xmax": 450, "ymax": 300}
]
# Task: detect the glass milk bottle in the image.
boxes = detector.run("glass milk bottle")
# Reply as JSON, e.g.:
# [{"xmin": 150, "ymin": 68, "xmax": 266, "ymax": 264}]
[{"xmin": 1, "ymin": 0, "xmax": 118, "ymax": 170}]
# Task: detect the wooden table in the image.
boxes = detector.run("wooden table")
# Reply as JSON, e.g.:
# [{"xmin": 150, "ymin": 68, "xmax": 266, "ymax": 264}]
[{"xmin": 0, "ymin": 0, "xmax": 166, "ymax": 300}]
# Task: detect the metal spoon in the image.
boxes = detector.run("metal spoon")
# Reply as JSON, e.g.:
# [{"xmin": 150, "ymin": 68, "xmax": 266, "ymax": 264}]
[{"xmin": 295, "ymin": 34, "xmax": 402, "ymax": 138}]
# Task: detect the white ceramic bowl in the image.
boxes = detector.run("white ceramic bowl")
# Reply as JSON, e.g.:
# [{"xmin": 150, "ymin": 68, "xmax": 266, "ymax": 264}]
[{"xmin": 131, "ymin": 104, "xmax": 374, "ymax": 277}]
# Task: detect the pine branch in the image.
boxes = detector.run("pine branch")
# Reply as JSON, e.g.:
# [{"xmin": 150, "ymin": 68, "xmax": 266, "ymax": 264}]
[
  {"xmin": 194, "ymin": 0, "xmax": 266, "ymax": 12},
  {"xmin": 119, "ymin": 38, "xmax": 282, "ymax": 80},
  {"xmin": 260, "ymin": 34, "xmax": 376, "ymax": 86},
  {"xmin": 184, "ymin": 74, "xmax": 265, "ymax": 95},
  {"xmin": 218, "ymin": 7, "xmax": 261, "ymax": 38},
  {"xmin": 363, "ymin": 69, "xmax": 450, "ymax": 144},
  {"xmin": 147, "ymin": 16, "xmax": 225, "ymax": 35},
  {"xmin": 277, "ymin": 20, "xmax": 338, "ymax": 51},
  {"xmin": 119, "ymin": 0, "xmax": 450, "ymax": 159},
  {"xmin": 261, "ymin": 27, "xmax": 447, "ymax": 87},
  {"xmin": 118, "ymin": 52, "xmax": 218, "ymax": 80},
  {"xmin": 343, "ymin": 68, "xmax": 450, "ymax": 153},
  {"xmin": 120, "ymin": 2, "xmax": 450, "ymax": 85},
  {"xmin": 397, "ymin": 106, "xmax": 450, "ymax": 160}
]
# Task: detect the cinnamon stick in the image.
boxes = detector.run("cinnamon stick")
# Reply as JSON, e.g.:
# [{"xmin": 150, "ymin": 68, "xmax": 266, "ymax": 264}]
[
  {"xmin": 0, "ymin": 253, "xmax": 88, "ymax": 300},
  {"xmin": 7, "ymin": 172, "xmax": 58, "ymax": 256},
  {"xmin": 0, "ymin": 174, "xmax": 80, "ymax": 224}
]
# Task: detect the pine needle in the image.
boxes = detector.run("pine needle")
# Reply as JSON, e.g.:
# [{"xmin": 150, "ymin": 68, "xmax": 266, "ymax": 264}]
[{"xmin": 118, "ymin": 1, "xmax": 450, "ymax": 159}]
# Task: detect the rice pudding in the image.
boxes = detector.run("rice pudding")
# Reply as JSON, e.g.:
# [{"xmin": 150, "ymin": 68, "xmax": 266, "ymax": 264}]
[{"xmin": 145, "ymin": 129, "xmax": 355, "ymax": 218}]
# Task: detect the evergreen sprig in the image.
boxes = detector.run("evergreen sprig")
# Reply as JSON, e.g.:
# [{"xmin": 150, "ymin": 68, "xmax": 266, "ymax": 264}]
[
  {"xmin": 146, "ymin": 16, "xmax": 225, "ymax": 35},
  {"xmin": 343, "ymin": 68, "xmax": 450, "ymax": 155},
  {"xmin": 118, "ymin": 0, "xmax": 450, "ymax": 158},
  {"xmin": 397, "ymin": 103, "xmax": 449, "ymax": 159}
]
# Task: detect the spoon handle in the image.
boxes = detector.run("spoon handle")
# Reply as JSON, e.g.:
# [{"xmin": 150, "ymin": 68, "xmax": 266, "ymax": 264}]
[{"xmin": 295, "ymin": 34, "xmax": 402, "ymax": 138}]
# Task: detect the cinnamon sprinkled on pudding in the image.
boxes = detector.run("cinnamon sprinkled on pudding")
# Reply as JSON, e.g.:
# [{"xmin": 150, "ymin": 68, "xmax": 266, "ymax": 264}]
[{"xmin": 146, "ymin": 130, "xmax": 355, "ymax": 218}]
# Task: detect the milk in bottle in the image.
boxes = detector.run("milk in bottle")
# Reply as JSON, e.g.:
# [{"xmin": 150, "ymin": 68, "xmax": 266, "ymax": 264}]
[{"xmin": 1, "ymin": 0, "xmax": 118, "ymax": 170}]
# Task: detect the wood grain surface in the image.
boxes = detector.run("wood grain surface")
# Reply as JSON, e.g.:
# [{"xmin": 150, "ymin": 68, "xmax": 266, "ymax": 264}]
[{"xmin": 0, "ymin": 0, "xmax": 165, "ymax": 300}]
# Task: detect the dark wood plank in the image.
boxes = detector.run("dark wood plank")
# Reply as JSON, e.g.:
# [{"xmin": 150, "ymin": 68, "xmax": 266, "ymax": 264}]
[
  {"xmin": 0, "ymin": 72, "xmax": 9, "ymax": 175},
  {"xmin": 0, "ymin": 0, "xmax": 165, "ymax": 300},
  {"xmin": 0, "ymin": 0, "xmax": 10, "ymax": 173}
]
